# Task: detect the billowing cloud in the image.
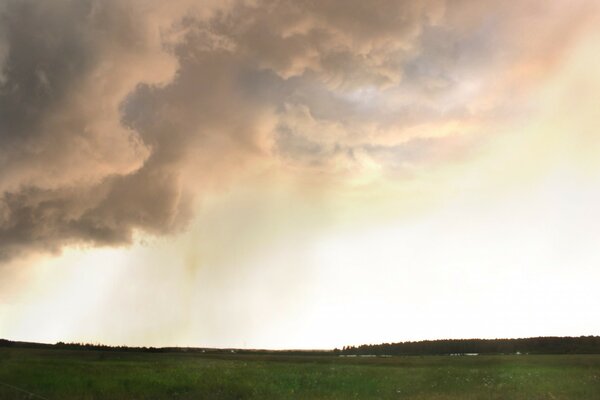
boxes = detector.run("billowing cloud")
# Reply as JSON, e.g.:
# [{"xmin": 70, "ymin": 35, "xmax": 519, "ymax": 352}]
[
  {"xmin": 0, "ymin": 0, "xmax": 597, "ymax": 260},
  {"xmin": 0, "ymin": 0, "xmax": 190, "ymax": 258}
]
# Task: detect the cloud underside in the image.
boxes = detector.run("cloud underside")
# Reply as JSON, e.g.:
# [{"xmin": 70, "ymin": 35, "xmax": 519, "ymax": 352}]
[{"xmin": 0, "ymin": 0, "xmax": 595, "ymax": 259}]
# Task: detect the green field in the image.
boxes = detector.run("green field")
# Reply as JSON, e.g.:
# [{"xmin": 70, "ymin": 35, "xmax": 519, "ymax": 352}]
[{"xmin": 1, "ymin": 348, "xmax": 599, "ymax": 399}]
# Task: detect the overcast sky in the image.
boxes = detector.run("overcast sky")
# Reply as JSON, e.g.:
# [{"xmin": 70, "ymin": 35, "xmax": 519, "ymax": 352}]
[{"xmin": 1, "ymin": 0, "xmax": 599, "ymax": 349}]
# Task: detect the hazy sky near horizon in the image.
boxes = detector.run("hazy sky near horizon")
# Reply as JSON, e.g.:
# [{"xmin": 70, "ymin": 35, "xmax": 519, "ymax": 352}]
[{"xmin": 1, "ymin": 0, "xmax": 599, "ymax": 349}]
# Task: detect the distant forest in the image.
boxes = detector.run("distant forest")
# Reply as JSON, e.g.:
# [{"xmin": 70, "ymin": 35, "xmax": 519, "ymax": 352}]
[
  {"xmin": 1, "ymin": 336, "xmax": 599, "ymax": 356},
  {"xmin": 338, "ymin": 336, "xmax": 600, "ymax": 356}
]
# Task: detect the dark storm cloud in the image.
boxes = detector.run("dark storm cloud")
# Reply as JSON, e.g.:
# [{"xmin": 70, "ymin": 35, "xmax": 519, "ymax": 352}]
[
  {"xmin": 0, "ymin": 0, "xmax": 274, "ymax": 259},
  {"xmin": 0, "ymin": 0, "xmax": 591, "ymax": 260},
  {"xmin": 0, "ymin": 0, "xmax": 187, "ymax": 259}
]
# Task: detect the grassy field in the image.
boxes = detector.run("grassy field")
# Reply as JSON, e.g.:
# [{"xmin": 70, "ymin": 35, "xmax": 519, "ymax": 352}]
[{"xmin": 1, "ymin": 348, "xmax": 599, "ymax": 399}]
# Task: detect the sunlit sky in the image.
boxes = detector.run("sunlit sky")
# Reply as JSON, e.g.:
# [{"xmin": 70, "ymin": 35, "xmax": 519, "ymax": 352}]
[{"xmin": 1, "ymin": 0, "xmax": 599, "ymax": 349}]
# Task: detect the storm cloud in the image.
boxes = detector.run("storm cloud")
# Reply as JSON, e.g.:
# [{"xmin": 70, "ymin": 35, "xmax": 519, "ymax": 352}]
[{"xmin": 0, "ymin": 0, "xmax": 595, "ymax": 260}]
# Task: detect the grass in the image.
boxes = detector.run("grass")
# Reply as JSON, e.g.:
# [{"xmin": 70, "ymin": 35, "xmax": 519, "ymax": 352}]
[{"xmin": 1, "ymin": 348, "xmax": 599, "ymax": 399}]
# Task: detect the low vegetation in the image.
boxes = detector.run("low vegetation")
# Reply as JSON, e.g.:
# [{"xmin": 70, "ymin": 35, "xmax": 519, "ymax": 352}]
[{"xmin": 1, "ymin": 346, "xmax": 599, "ymax": 399}]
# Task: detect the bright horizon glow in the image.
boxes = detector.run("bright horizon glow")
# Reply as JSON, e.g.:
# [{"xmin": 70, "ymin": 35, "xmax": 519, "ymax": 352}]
[{"xmin": 1, "ymin": 0, "xmax": 599, "ymax": 350}]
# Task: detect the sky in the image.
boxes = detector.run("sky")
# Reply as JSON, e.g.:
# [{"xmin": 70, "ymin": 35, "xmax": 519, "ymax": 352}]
[{"xmin": 0, "ymin": 0, "xmax": 599, "ymax": 349}]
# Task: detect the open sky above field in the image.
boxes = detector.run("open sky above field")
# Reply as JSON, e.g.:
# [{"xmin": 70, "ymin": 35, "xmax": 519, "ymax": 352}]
[{"xmin": 1, "ymin": 0, "xmax": 600, "ymax": 349}]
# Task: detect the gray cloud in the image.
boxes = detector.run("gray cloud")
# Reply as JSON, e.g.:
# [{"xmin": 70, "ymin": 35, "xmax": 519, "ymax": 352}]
[
  {"xmin": 0, "ymin": 0, "xmax": 186, "ymax": 259},
  {"xmin": 0, "ymin": 0, "xmax": 592, "ymax": 260}
]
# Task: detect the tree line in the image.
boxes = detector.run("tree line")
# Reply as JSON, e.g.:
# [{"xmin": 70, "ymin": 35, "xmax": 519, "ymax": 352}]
[
  {"xmin": 336, "ymin": 336, "xmax": 600, "ymax": 355},
  {"xmin": 2, "ymin": 336, "xmax": 599, "ymax": 356}
]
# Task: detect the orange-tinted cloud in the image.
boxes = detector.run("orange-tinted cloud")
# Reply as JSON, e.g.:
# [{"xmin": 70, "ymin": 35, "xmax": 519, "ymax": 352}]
[{"xmin": 0, "ymin": 0, "xmax": 596, "ymax": 260}]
